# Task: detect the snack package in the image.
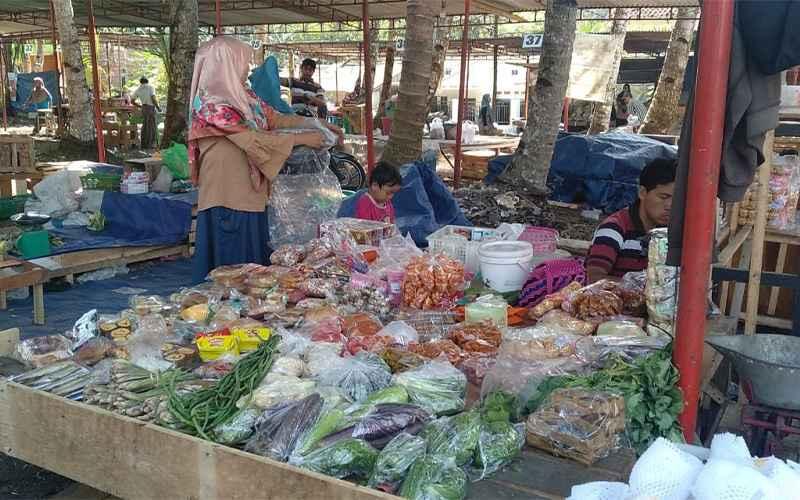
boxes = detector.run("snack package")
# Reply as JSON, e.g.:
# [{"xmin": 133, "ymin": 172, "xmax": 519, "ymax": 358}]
[
  {"xmin": 319, "ymin": 217, "xmax": 398, "ymax": 247},
  {"xmin": 304, "ymin": 237, "xmax": 335, "ymax": 264},
  {"xmin": 129, "ymin": 295, "xmax": 172, "ymax": 316},
  {"xmin": 402, "ymin": 254, "xmax": 465, "ymax": 310},
  {"xmin": 207, "ymin": 264, "xmax": 265, "ymax": 289},
  {"xmin": 528, "ymin": 282, "xmax": 582, "ymax": 319},
  {"xmin": 381, "ymin": 348, "xmax": 427, "ymax": 374},
  {"xmin": 646, "ymin": 228, "xmax": 678, "ymax": 337},
  {"xmin": 619, "ymin": 271, "xmax": 647, "ymax": 316},
  {"xmin": 411, "ymin": 339, "xmax": 463, "ymax": 366},
  {"xmin": 448, "ymin": 321, "xmax": 503, "ymax": 355},
  {"xmin": 375, "ymin": 321, "xmax": 418, "ymax": 346},
  {"xmin": 15, "ymin": 335, "xmax": 74, "ymax": 368},
  {"xmin": 73, "ymin": 336, "xmax": 116, "ymax": 366},
  {"xmin": 270, "ymin": 244, "xmax": 307, "ymax": 266},
  {"xmin": 537, "ymin": 309, "xmax": 596, "ymax": 336},
  {"xmin": 299, "ymin": 278, "xmax": 338, "ymax": 299},
  {"xmin": 393, "ymin": 361, "xmax": 467, "ymax": 416},
  {"xmin": 561, "ymin": 281, "xmax": 624, "ymax": 321},
  {"xmin": 526, "ymin": 388, "xmax": 626, "ymax": 465},
  {"xmin": 343, "ymin": 313, "xmax": 383, "ymax": 338},
  {"xmin": 316, "ymin": 351, "xmax": 393, "ymax": 402},
  {"xmin": 368, "ymin": 433, "xmax": 427, "ymax": 493},
  {"xmin": 395, "ymin": 309, "xmax": 458, "ymax": 342}
]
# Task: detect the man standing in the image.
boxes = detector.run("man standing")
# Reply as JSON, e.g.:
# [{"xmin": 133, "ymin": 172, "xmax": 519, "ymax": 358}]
[
  {"xmin": 132, "ymin": 77, "xmax": 161, "ymax": 149},
  {"xmin": 282, "ymin": 58, "xmax": 328, "ymax": 119}
]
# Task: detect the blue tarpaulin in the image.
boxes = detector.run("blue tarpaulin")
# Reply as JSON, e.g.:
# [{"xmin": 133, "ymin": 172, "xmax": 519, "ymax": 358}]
[
  {"xmin": 12, "ymin": 71, "xmax": 61, "ymax": 112},
  {"xmin": 338, "ymin": 150, "xmax": 470, "ymax": 245},
  {"xmin": 485, "ymin": 132, "xmax": 677, "ymax": 213}
]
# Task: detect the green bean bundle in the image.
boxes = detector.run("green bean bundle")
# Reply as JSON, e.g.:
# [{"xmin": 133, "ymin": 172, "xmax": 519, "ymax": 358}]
[{"xmin": 167, "ymin": 335, "xmax": 281, "ymax": 439}]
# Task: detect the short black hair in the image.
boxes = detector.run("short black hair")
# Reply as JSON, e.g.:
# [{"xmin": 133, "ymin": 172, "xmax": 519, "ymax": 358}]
[
  {"xmin": 639, "ymin": 158, "xmax": 677, "ymax": 191},
  {"xmin": 140, "ymin": 77, "xmax": 148, "ymax": 84},
  {"xmin": 301, "ymin": 58, "xmax": 317, "ymax": 70},
  {"xmin": 369, "ymin": 161, "xmax": 402, "ymax": 188}
]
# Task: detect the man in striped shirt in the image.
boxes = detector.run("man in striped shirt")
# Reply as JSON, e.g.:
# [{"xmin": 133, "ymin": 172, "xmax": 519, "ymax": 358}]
[{"xmin": 586, "ymin": 158, "xmax": 677, "ymax": 283}]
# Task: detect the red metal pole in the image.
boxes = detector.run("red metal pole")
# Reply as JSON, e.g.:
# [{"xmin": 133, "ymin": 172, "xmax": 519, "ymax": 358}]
[
  {"xmin": 453, "ymin": 0, "xmax": 471, "ymax": 188},
  {"xmin": 562, "ymin": 97, "xmax": 570, "ymax": 132},
  {"xmin": 673, "ymin": 0, "xmax": 734, "ymax": 441},
  {"xmin": 86, "ymin": 0, "xmax": 106, "ymax": 162},
  {"xmin": 363, "ymin": 0, "xmax": 375, "ymax": 173},
  {"xmin": 215, "ymin": 0, "xmax": 222, "ymax": 36}
]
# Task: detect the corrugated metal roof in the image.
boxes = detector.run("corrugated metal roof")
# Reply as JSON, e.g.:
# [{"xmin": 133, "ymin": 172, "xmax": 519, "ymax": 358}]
[{"xmin": 0, "ymin": 0, "xmax": 700, "ymax": 35}]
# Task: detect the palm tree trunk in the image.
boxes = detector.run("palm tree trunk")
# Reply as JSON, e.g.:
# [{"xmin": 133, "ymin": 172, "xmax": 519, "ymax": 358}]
[
  {"xmin": 374, "ymin": 44, "xmax": 396, "ymax": 128},
  {"xmin": 587, "ymin": 8, "xmax": 631, "ymax": 135},
  {"xmin": 640, "ymin": 7, "xmax": 697, "ymax": 135},
  {"xmin": 427, "ymin": 11, "xmax": 450, "ymax": 113},
  {"xmin": 382, "ymin": 0, "xmax": 443, "ymax": 166},
  {"xmin": 52, "ymin": 0, "xmax": 94, "ymax": 143},
  {"xmin": 161, "ymin": 0, "xmax": 198, "ymax": 146},
  {"xmin": 500, "ymin": 0, "xmax": 577, "ymax": 193}
]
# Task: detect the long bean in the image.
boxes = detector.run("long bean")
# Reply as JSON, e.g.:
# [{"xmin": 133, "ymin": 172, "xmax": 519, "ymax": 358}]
[{"xmin": 166, "ymin": 335, "xmax": 280, "ymax": 438}]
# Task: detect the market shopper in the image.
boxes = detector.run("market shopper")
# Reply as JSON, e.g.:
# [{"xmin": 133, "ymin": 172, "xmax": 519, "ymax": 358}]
[
  {"xmin": 132, "ymin": 77, "xmax": 161, "ymax": 149},
  {"xmin": 189, "ymin": 36, "xmax": 342, "ymax": 283},
  {"xmin": 24, "ymin": 77, "xmax": 52, "ymax": 135},
  {"xmin": 585, "ymin": 158, "xmax": 677, "ymax": 283},
  {"xmin": 281, "ymin": 58, "xmax": 328, "ymax": 118},
  {"xmin": 354, "ymin": 161, "xmax": 402, "ymax": 223}
]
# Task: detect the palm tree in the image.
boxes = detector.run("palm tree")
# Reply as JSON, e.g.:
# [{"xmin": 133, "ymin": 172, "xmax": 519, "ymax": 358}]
[
  {"xmin": 161, "ymin": 0, "xmax": 198, "ymax": 146},
  {"xmin": 588, "ymin": 8, "xmax": 632, "ymax": 135},
  {"xmin": 427, "ymin": 13, "xmax": 451, "ymax": 112},
  {"xmin": 640, "ymin": 7, "xmax": 698, "ymax": 135},
  {"xmin": 381, "ymin": 0, "xmax": 444, "ymax": 166},
  {"xmin": 52, "ymin": 0, "xmax": 95, "ymax": 143},
  {"xmin": 499, "ymin": 0, "xmax": 578, "ymax": 193},
  {"xmin": 374, "ymin": 44, "xmax": 396, "ymax": 129}
]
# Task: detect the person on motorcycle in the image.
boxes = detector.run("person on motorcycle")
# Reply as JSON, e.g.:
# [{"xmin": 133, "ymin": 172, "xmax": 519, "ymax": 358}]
[{"xmin": 281, "ymin": 58, "xmax": 328, "ymax": 119}]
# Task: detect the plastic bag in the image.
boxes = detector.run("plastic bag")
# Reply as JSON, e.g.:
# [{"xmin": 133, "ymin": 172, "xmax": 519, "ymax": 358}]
[
  {"xmin": 271, "ymin": 356, "xmax": 306, "ymax": 378},
  {"xmin": 247, "ymin": 375, "xmax": 317, "ymax": 409},
  {"xmin": 31, "ymin": 169, "xmax": 80, "ymax": 218},
  {"xmin": 317, "ymin": 351, "xmax": 392, "ymax": 402},
  {"xmin": 595, "ymin": 320, "xmax": 646, "ymax": 338},
  {"xmin": 525, "ymin": 388, "xmax": 626, "ymax": 465},
  {"xmin": 393, "ymin": 361, "xmax": 467, "ymax": 416},
  {"xmin": 645, "ymin": 228, "xmax": 678, "ymax": 337},
  {"xmin": 303, "ymin": 342, "xmax": 343, "ymax": 378},
  {"xmin": 561, "ymin": 281, "xmax": 624, "ymax": 321},
  {"xmin": 376, "ymin": 321, "xmax": 418, "ymax": 346},
  {"xmin": 130, "ymin": 295, "xmax": 172, "ymax": 316},
  {"xmin": 368, "ymin": 433, "xmax": 427, "ymax": 493},
  {"xmin": 268, "ymin": 147, "xmax": 343, "ymax": 246},
  {"xmin": 473, "ymin": 421, "xmax": 525, "ymax": 480},
  {"xmin": 402, "ymin": 254, "xmax": 465, "ymax": 310},
  {"xmin": 448, "ymin": 321, "xmax": 502, "ymax": 355},
  {"xmin": 567, "ymin": 482, "xmax": 631, "ymax": 500},
  {"xmin": 399, "ymin": 454, "xmax": 468, "ymax": 500},
  {"xmin": 422, "ymin": 410, "xmax": 481, "ymax": 466},
  {"xmin": 127, "ymin": 315, "xmax": 172, "ymax": 372},
  {"xmin": 381, "ymin": 347, "xmax": 427, "ymax": 373},
  {"xmin": 161, "ymin": 143, "xmax": 189, "ymax": 180},
  {"xmin": 429, "ymin": 118, "xmax": 445, "ymax": 140},
  {"xmin": 72, "ymin": 336, "xmax": 115, "ymax": 365},
  {"xmin": 395, "ymin": 309, "xmax": 458, "ymax": 342},
  {"xmin": 529, "ymin": 282, "xmax": 583, "ymax": 319},
  {"xmin": 193, "ymin": 358, "xmax": 237, "ymax": 379},
  {"xmin": 537, "ymin": 309, "xmax": 595, "ymax": 336},
  {"xmin": 15, "ymin": 335, "xmax": 74, "ymax": 368},
  {"xmin": 457, "ymin": 355, "xmax": 497, "ymax": 386},
  {"xmin": 299, "ymin": 438, "xmax": 378, "ymax": 480},
  {"xmin": 410, "ymin": 340, "xmax": 463, "ymax": 367},
  {"xmin": 270, "ymin": 244, "xmax": 307, "ymax": 266},
  {"xmin": 343, "ymin": 403, "xmax": 430, "ymax": 449},
  {"xmin": 64, "ymin": 309, "xmax": 98, "ymax": 349},
  {"xmin": 245, "ymin": 394, "xmax": 324, "ymax": 462},
  {"xmin": 214, "ymin": 408, "xmax": 260, "ymax": 445},
  {"xmin": 344, "ymin": 386, "xmax": 410, "ymax": 419},
  {"xmin": 342, "ymin": 313, "xmax": 383, "ymax": 338}
]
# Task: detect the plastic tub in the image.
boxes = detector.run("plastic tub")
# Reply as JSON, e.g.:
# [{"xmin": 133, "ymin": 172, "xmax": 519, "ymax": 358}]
[
  {"xmin": 196, "ymin": 333, "xmax": 239, "ymax": 361},
  {"xmin": 232, "ymin": 326, "xmax": 271, "ymax": 352},
  {"xmin": 478, "ymin": 240, "xmax": 534, "ymax": 293}
]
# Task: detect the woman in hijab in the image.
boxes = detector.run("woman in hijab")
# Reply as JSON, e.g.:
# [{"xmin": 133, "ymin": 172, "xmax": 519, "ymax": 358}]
[
  {"xmin": 478, "ymin": 94, "xmax": 497, "ymax": 135},
  {"xmin": 24, "ymin": 77, "xmax": 52, "ymax": 135},
  {"xmin": 189, "ymin": 36, "xmax": 342, "ymax": 282}
]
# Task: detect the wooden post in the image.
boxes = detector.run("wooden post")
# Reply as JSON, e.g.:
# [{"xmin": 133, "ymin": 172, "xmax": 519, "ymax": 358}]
[
  {"xmin": 49, "ymin": 0, "xmax": 64, "ymax": 135},
  {"xmin": 334, "ymin": 56, "xmax": 339, "ymax": 106},
  {"xmin": 86, "ymin": 0, "xmax": 106, "ymax": 163},
  {"xmin": 453, "ymin": 1, "xmax": 472, "ymax": 188},
  {"xmin": 744, "ymin": 131, "xmax": 775, "ymax": 335},
  {"xmin": 492, "ymin": 45, "xmax": 498, "ymax": 115},
  {"xmin": 362, "ymin": 0, "xmax": 375, "ymax": 172},
  {"xmin": 215, "ymin": 0, "xmax": 222, "ymax": 35},
  {"xmin": 105, "ymin": 42, "xmax": 112, "ymax": 97},
  {"xmin": 0, "ymin": 42, "xmax": 7, "ymax": 131}
]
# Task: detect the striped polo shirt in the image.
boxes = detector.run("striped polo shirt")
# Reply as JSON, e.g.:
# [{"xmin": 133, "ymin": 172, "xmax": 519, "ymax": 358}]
[{"xmin": 586, "ymin": 202, "xmax": 648, "ymax": 277}]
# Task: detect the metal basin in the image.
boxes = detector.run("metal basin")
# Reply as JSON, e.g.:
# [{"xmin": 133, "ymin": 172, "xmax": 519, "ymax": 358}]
[{"xmin": 706, "ymin": 334, "xmax": 800, "ymax": 410}]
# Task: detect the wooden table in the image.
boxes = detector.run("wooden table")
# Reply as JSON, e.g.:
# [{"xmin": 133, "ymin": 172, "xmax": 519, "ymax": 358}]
[{"xmin": 0, "ymin": 258, "xmax": 45, "ymax": 325}]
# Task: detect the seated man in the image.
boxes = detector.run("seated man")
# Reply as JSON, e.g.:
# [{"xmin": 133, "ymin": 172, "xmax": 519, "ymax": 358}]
[
  {"xmin": 585, "ymin": 158, "xmax": 676, "ymax": 283},
  {"xmin": 281, "ymin": 58, "xmax": 328, "ymax": 119}
]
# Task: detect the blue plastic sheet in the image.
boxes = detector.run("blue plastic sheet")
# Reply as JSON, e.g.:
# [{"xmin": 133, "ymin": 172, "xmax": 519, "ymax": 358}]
[
  {"xmin": 12, "ymin": 71, "xmax": 61, "ymax": 112},
  {"xmin": 338, "ymin": 151, "xmax": 470, "ymax": 245},
  {"xmin": 485, "ymin": 132, "xmax": 677, "ymax": 213},
  {"xmin": 249, "ymin": 56, "xmax": 295, "ymax": 114}
]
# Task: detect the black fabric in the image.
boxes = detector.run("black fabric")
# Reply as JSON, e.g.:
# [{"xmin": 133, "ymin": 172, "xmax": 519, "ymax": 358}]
[
  {"xmin": 666, "ymin": 5, "xmax": 784, "ymax": 265},
  {"xmin": 737, "ymin": 0, "xmax": 800, "ymax": 75}
]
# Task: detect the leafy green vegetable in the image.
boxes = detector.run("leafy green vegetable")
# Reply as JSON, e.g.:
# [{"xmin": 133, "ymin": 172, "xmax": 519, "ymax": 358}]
[
  {"xmin": 399, "ymin": 455, "xmax": 468, "ymax": 500},
  {"xmin": 521, "ymin": 346, "xmax": 683, "ymax": 454},
  {"xmin": 293, "ymin": 408, "xmax": 347, "ymax": 457},
  {"xmin": 473, "ymin": 421, "xmax": 524, "ymax": 479},
  {"xmin": 345, "ymin": 385, "xmax": 409, "ymax": 419},
  {"xmin": 480, "ymin": 391, "xmax": 519, "ymax": 424},
  {"xmin": 422, "ymin": 410, "xmax": 481, "ymax": 467},
  {"xmin": 368, "ymin": 433, "xmax": 427, "ymax": 493},
  {"xmin": 299, "ymin": 438, "xmax": 378, "ymax": 480},
  {"xmin": 394, "ymin": 362, "xmax": 466, "ymax": 416},
  {"xmin": 213, "ymin": 409, "xmax": 259, "ymax": 445}
]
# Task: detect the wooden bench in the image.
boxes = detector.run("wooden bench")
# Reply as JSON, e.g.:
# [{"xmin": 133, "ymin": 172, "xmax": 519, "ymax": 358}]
[{"xmin": 0, "ymin": 259, "xmax": 46, "ymax": 325}]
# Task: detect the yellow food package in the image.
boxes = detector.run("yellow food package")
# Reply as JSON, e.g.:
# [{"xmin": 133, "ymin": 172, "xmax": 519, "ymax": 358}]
[
  {"xmin": 181, "ymin": 303, "xmax": 209, "ymax": 322},
  {"xmin": 196, "ymin": 333, "xmax": 239, "ymax": 362},
  {"xmin": 232, "ymin": 327, "xmax": 272, "ymax": 352}
]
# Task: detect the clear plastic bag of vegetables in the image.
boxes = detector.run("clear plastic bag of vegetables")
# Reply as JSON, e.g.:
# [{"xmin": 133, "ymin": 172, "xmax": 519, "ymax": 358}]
[
  {"xmin": 393, "ymin": 361, "xmax": 467, "ymax": 416},
  {"xmin": 298, "ymin": 438, "xmax": 378, "ymax": 480},
  {"xmin": 421, "ymin": 410, "xmax": 481, "ymax": 467},
  {"xmin": 316, "ymin": 403, "xmax": 431, "ymax": 451},
  {"xmin": 399, "ymin": 455, "xmax": 468, "ymax": 500},
  {"xmin": 213, "ymin": 408, "xmax": 260, "ymax": 445},
  {"xmin": 244, "ymin": 394, "xmax": 323, "ymax": 462},
  {"xmin": 292, "ymin": 408, "xmax": 349, "ymax": 460},
  {"xmin": 472, "ymin": 421, "xmax": 525, "ymax": 480},
  {"xmin": 368, "ymin": 433, "xmax": 427, "ymax": 493},
  {"xmin": 344, "ymin": 385, "xmax": 409, "ymax": 419},
  {"xmin": 317, "ymin": 351, "xmax": 392, "ymax": 402}
]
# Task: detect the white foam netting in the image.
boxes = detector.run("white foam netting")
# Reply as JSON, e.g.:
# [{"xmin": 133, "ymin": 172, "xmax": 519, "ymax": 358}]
[
  {"xmin": 627, "ymin": 437, "xmax": 703, "ymax": 500},
  {"xmin": 691, "ymin": 459, "xmax": 781, "ymax": 500},
  {"xmin": 567, "ymin": 481, "xmax": 630, "ymax": 500}
]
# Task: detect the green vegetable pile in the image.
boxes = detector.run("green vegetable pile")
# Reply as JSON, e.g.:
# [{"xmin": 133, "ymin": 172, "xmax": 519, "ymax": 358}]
[
  {"xmin": 166, "ymin": 336, "xmax": 280, "ymax": 439},
  {"xmin": 300, "ymin": 438, "xmax": 378, "ymax": 480},
  {"xmin": 394, "ymin": 361, "xmax": 467, "ymax": 416},
  {"xmin": 399, "ymin": 455, "xmax": 468, "ymax": 500},
  {"xmin": 523, "ymin": 346, "xmax": 684, "ymax": 453},
  {"xmin": 368, "ymin": 432, "xmax": 426, "ymax": 493},
  {"xmin": 422, "ymin": 410, "xmax": 481, "ymax": 466}
]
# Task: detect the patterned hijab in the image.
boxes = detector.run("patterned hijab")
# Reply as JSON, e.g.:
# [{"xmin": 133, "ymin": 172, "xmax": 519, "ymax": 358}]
[{"xmin": 188, "ymin": 36, "xmax": 276, "ymax": 184}]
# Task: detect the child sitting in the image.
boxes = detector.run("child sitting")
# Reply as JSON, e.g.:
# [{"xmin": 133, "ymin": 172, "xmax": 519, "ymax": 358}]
[{"xmin": 354, "ymin": 161, "xmax": 402, "ymax": 223}]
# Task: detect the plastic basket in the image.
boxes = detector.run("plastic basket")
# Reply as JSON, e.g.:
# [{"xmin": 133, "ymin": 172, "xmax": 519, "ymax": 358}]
[
  {"xmin": 80, "ymin": 173, "xmax": 122, "ymax": 191},
  {"xmin": 0, "ymin": 194, "xmax": 31, "ymax": 220},
  {"xmin": 426, "ymin": 224, "xmax": 500, "ymax": 274},
  {"xmin": 518, "ymin": 226, "xmax": 559, "ymax": 253},
  {"xmin": 519, "ymin": 258, "xmax": 586, "ymax": 308}
]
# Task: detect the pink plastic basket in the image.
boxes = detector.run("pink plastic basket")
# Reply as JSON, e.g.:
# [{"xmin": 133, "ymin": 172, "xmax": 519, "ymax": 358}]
[
  {"xmin": 519, "ymin": 258, "xmax": 586, "ymax": 308},
  {"xmin": 518, "ymin": 226, "xmax": 559, "ymax": 253}
]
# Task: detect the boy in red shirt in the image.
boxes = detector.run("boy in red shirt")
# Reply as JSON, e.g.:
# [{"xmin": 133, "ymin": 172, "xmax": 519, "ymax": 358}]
[{"xmin": 354, "ymin": 161, "xmax": 402, "ymax": 223}]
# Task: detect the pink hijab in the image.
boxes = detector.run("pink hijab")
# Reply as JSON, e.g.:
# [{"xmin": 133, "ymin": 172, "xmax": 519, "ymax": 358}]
[{"xmin": 188, "ymin": 36, "xmax": 276, "ymax": 184}]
